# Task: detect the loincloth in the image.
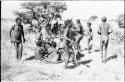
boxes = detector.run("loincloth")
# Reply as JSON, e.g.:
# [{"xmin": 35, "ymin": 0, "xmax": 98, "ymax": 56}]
[
  {"xmin": 12, "ymin": 39, "xmax": 22, "ymax": 44},
  {"xmin": 100, "ymin": 35, "xmax": 109, "ymax": 44}
]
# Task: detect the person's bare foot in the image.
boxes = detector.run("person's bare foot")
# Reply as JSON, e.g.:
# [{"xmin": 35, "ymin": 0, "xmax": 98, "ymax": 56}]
[
  {"xmin": 35, "ymin": 60, "xmax": 41, "ymax": 63},
  {"xmin": 63, "ymin": 64, "xmax": 68, "ymax": 69}
]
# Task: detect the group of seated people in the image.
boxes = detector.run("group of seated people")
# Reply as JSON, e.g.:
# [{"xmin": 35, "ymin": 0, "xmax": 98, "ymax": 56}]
[
  {"xmin": 34, "ymin": 18, "xmax": 93, "ymax": 65},
  {"xmin": 34, "ymin": 29, "xmax": 65, "ymax": 63}
]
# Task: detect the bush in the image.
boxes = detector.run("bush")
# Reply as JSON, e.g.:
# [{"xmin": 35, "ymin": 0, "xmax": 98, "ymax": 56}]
[
  {"xmin": 111, "ymin": 30, "xmax": 124, "ymax": 45},
  {"xmin": 116, "ymin": 13, "xmax": 124, "ymax": 28}
]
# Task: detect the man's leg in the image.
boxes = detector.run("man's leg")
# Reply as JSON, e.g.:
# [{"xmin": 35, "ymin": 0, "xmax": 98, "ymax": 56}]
[
  {"xmin": 100, "ymin": 40, "xmax": 104, "ymax": 63},
  {"xmin": 18, "ymin": 42, "xmax": 23, "ymax": 61},
  {"xmin": 87, "ymin": 38, "xmax": 90, "ymax": 54},
  {"xmin": 76, "ymin": 36, "xmax": 83, "ymax": 51},
  {"xmin": 57, "ymin": 49, "xmax": 62, "ymax": 62},
  {"xmin": 72, "ymin": 45, "xmax": 78, "ymax": 66},
  {"xmin": 14, "ymin": 42, "xmax": 19, "ymax": 61},
  {"xmin": 104, "ymin": 40, "xmax": 109, "ymax": 63},
  {"xmin": 64, "ymin": 44, "xmax": 70, "ymax": 68}
]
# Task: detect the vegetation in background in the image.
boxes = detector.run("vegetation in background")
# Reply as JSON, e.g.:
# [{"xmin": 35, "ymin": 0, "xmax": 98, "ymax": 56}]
[
  {"xmin": 116, "ymin": 13, "xmax": 124, "ymax": 28},
  {"xmin": 14, "ymin": 1, "xmax": 67, "ymax": 33}
]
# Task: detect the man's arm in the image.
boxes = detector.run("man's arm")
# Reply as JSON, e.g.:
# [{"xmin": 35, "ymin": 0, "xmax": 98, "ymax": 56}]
[
  {"xmin": 81, "ymin": 25, "xmax": 84, "ymax": 35},
  {"xmin": 9, "ymin": 25, "xmax": 15, "ymax": 38},
  {"xmin": 21, "ymin": 25, "xmax": 25, "ymax": 42},
  {"xmin": 97, "ymin": 24, "xmax": 101, "ymax": 35}
]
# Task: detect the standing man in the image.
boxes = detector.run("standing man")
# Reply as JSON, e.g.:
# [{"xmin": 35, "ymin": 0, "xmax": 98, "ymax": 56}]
[
  {"xmin": 9, "ymin": 18, "xmax": 25, "ymax": 62},
  {"xmin": 86, "ymin": 22, "xmax": 93, "ymax": 54},
  {"xmin": 97, "ymin": 16, "xmax": 113, "ymax": 63},
  {"xmin": 75, "ymin": 19, "xmax": 84, "ymax": 51},
  {"xmin": 63, "ymin": 19, "xmax": 77, "ymax": 69}
]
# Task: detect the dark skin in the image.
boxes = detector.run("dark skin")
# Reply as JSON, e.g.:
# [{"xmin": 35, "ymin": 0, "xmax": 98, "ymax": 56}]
[
  {"xmin": 74, "ymin": 20, "xmax": 84, "ymax": 51},
  {"xmin": 35, "ymin": 28, "xmax": 43, "ymax": 44},
  {"xmin": 35, "ymin": 28, "xmax": 43, "ymax": 61},
  {"xmin": 63, "ymin": 24, "xmax": 78, "ymax": 68},
  {"xmin": 86, "ymin": 23, "xmax": 93, "ymax": 54},
  {"xmin": 9, "ymin": 18, "xmax": 25, "ymax": 62},
  {"xmin": 98, "ymin": 20, "xmax": 113, "ymax": 63}
]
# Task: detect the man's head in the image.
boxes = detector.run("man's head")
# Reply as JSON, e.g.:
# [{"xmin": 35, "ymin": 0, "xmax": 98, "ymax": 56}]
[
  {"xmin": 87, "ymin": 22, "xmax": 91, "ymax": 27},
  {"xmin": 76, "ymin": 19, "xmax": 81, "ymax": 24},
  {"xmin": 15, "ymin": 18, "xmax": 21, "ymax": 25},
  {"xmin": 101, "ymin": 16, "xmax": 107, "ymax": 22},
  {"xmin": 65, "ymin": 19, "xmax": 72, "ymax": 28}
]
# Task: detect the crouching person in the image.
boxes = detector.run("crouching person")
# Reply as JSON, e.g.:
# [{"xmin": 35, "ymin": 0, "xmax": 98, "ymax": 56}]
[
  {"xmin": 56, "ymin": 38, "xmax": 65, "ymax": 63},
  {"xmin": 34, "ymin": 27, "xmax": 44, "ymax": 62},
  {"xmin": 44, "ymin": 37, "xmax": 60, "ymax": 63}
]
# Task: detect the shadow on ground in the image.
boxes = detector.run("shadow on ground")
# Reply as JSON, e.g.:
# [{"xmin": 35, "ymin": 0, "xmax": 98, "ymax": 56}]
[
  {"xmin": 105, "ymin": 54, "xmax": 118, "ymax": 63},
  {"xmin": 25, "ymin": 56, "xmax": 35, "ymax": 61},
  {"xmin": 94, "ymin": 49, "xmax": 101, "ymax": 52},
  {"xmin": 76, "ymin": 52, "xmax": 85, "ymax": 60},
  {"xmin": 67, "ymin": 59, "xmax": 92, "ymax": 69}
]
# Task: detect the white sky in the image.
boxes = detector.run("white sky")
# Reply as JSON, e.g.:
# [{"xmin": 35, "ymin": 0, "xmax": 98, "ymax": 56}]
[{"xmin": 1, "ymin": 1, "xmax": 124, "ymax": 20}]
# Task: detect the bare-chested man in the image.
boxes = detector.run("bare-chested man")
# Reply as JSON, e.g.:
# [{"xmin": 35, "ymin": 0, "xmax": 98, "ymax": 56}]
[
  {"xmin": 97, "ymin": 16, "xmax": 113, "ymax": 63},
  {"xmin": 74, "ymin": 19, "xmax": 84, "ymax": 51},
  {"xmin": 75, "ymin": 19, "xmax": 84, "ymax": 43},
  {"xmin": 86, "ymin": 22, "xmax": 93, "ymax": 54},
  {"xmin": 9, "ymin": 18, "xmax": 25, "ymax": 62},
  {"xmin": 63, "ymin": 19, "xmax": 77, "ymax": 69}
]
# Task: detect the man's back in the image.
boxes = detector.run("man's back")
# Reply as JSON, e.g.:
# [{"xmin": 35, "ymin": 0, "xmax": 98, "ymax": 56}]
[{"xmin": 99, "ymin": 23, "xmax": 111, "ymax": 36}]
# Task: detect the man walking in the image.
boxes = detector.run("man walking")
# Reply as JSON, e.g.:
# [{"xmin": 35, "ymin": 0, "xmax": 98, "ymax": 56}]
[
  {"xmin": 97, "ymin": 16, "xmax": 113, "ymax": 63},
  {"xmin": 9, "ymin": 18, "xmax": 25, "ymax": 62}
]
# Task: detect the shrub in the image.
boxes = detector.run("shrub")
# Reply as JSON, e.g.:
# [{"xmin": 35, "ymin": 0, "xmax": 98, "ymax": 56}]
[{"xmin": 111, "ymin": 30, "xmax": 124, "ymax": 45}]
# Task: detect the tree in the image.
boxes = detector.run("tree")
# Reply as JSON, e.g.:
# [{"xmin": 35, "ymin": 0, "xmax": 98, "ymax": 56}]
[{"xmin": 14, "ymin": 1, "xmax": 67, "ymax": 31}]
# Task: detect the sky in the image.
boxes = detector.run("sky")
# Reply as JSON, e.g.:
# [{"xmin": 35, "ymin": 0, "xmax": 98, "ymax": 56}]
[{"xmin": 1, "ymin": 1, "xmax": 124, "ymax": 20}]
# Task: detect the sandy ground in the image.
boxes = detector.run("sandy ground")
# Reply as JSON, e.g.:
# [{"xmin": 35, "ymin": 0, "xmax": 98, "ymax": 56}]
[{"xmin": 1, "ymin": 20, "xmax": 124, "ymax": 81}]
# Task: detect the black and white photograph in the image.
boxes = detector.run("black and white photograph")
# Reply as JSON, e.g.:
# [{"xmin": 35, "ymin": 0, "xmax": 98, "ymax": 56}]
[{"xmin": 1, "ymin": 0, "xmax": 124, "ymax": 81}]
